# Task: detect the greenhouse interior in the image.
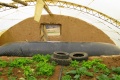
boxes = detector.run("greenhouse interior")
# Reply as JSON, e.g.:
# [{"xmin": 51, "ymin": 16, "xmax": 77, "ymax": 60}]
[{"xmin": 0, "ymin": 0, "xmax": 120, "ymax": 80}]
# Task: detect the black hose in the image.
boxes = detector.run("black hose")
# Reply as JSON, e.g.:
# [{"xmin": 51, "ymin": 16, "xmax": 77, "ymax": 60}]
[
  {"xmin": 59, "ymin": 66, "xmax": 64, "ymax": 80},
  {"xmin": 0, "ymin": 42, "xmax": 120, "ymax": 56}
]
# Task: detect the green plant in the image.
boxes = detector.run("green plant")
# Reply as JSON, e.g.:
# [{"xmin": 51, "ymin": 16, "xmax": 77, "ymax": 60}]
[
  {"xmin": 36, "ymin": 61, "xmax": 55, "ymax": 76},
  {"xmin": 7, "ymin": 67, "xmax": 13, "ymax": 75},
  {"xmin": 112, "ymin": 74, "xmax": 120, "ymax": 80},
  {"xmin": 9, "ymin": 58, "xmax": 33, "ymax": 67},
  {"xmin": 81, "ymin": 58, "xmax": 110, "ymax": 75},
  {"xmin": 0, "ymin": 59, "xmax": 7, "ymax": 67},
  {"xmin": 112, "ymin": 67, "xmax": 120, "ymax": 75},
  {"xmin": 97, "ymin": 74, "xmax": 110, "ymax": 80},
  {"xmin": 81, "ymin": 59, "xmax": 102, "ymax": 69},
  {"xmin": 22, "ymin": 66, "xmax": 34, "ymax": 77},
  {"xmin": 0, "ymin": 72, "xmax": 2, "ymax": 75},
  {"xmin": 32, "ymin": 54, "xmax": 51, "ymax": 62},
  {"xmin": 70, "ymin": 60, "xmax": 79, "ymax": 68},
  {"xmin": 0, "ymin": 78, "xmax": 4, "ymax": 80},
  {"xmin": 40, "ymin": 77, "xmax": 49, "ymax": 80},
  {"xmin": 62, "ymin": 75, "xmax": 72, "ymax": 80},
  {"xmin": 66, "ymin": 67, "xmax": 93, "ymax": 80},
  {"xmin": 51, "ymin": 61, "xmax": 57, "ymax": 66},
  {"xmin": 8, "ymin": 76, "xmax": 17, "ymax": 80},
  {"xmin": 26, "ymin": 76, "xmax": 37, "ymax": 80}
]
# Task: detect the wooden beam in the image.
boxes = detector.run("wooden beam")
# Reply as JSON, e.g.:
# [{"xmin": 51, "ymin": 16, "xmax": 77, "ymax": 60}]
[
  {"xmin": 34, "ymin": 0, "xmax": 44, "ymax": 22},
  {"xmin": 44, "ymin": 3, "xmax": 53, "ymax": 16},
  {"xmin": 12, "ymin": 0, "xmax": 28, "ymax": 6},
  {"xmin": 0, "ymin": 2, "xmax": 18, "ymax": 8},
  {"xmin": 40, "ymin": 25, "xmax": 48, "ymax": 41}
]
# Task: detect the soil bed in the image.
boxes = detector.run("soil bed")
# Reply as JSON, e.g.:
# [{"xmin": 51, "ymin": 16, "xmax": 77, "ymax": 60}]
[{"xmin": 0, "ymin": 55, "xmax": 120, "ymax": 80}]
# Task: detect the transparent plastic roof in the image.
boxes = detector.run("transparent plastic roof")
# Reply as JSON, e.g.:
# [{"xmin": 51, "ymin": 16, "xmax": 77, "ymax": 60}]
[{"xmin": 0, "ymin": 0, "xmax": 120, "ymax": 47}]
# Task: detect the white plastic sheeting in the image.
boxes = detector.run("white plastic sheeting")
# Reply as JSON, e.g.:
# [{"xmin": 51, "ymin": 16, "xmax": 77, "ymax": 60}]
[{"xmin": 0, "ymin": 0, "xmax": 120, "ymax": 47}]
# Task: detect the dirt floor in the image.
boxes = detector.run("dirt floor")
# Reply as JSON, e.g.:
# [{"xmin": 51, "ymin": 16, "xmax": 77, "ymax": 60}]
[{"xmin": 0, "ymin": 55, "xmax": 120, "ymax": 80}]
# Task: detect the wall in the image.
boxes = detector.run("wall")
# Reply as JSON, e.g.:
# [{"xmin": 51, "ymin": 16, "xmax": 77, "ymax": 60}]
[{"xmin": 0, "ymin": 15, "xmax": 114, "ymax": 45}]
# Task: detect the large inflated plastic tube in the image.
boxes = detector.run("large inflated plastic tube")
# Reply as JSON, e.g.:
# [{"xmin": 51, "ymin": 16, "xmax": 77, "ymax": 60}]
[{"xmin": 0, "ymin": 42, "xmax": 120, "ymax": 57}]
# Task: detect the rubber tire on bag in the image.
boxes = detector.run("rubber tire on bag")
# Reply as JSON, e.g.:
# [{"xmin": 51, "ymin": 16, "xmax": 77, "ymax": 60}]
[
  {"xmin": 69, "ymin": 52, "xmax": 88, "ymax": 61},
  {"xmin": 51, "ymin": 55, "xmax": 72, "ymax": 66},
  {"xmin": 53, "ymin": 51, "xmax": 69, "ymax": 59}
]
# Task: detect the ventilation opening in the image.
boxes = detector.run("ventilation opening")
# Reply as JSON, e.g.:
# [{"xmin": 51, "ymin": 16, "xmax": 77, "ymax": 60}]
[{"xmin": 45, "ymin": 24, "xmax": 61, "ymax": 36}]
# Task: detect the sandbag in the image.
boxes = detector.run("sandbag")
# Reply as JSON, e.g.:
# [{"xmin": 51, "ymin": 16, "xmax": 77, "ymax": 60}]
[{"xmin": 0, "ymin": 42, "xmax": 120, "ymax": 57}]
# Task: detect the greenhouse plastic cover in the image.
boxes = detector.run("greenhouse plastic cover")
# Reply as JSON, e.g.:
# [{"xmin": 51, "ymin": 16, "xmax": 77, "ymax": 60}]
[{"xmin": 0, "ymin": 0, "xmax": 120, "ymax": 47}]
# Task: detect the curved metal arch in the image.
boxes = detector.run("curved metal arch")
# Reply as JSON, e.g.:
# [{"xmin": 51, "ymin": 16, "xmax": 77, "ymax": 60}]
[
  {"xmin": 0, "ymin": 0, "xmax": 120, "ymax": 29},
  {"xmin": 45, "ymin": 1, "xmax": 120, "ymax": 29}
]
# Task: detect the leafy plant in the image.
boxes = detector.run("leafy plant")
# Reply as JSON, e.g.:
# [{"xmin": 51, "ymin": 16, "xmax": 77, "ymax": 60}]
[
  {"xmin": 66, "ymin": 67, "xmax": 93, "ymax": 80},
  {"xmin": 62, "ymin": 75, "xmax": 72, "ymax": 80},
  {"xmin": 70, "ymin": 60, "xmax": 79, "ymax": 68},
  {"xmin": 112, "ymin": 74, "xmax": 120, "ymax": 80},
  {"xmin": 8, "ymin": 76, "xmax": 17, "ymax": 80},
  {"xmin": 51, "ymin": 61, "xmax": 57, "ymax": 66},
  {"xmin": 7, "ymin": 67, "xmax": 13, "ymax": 75},
  {"xmin": 0, "ymin": 78, "xmax": 4, "ymax": 80},
  {"xmin": 0, "ymin": 72, "xmax": 2, "ymax": 75},
  {"xmin": 0, "ymin": 59, "xmax": 7, "ymax": 67},
  {"xmin": 32, "ymin": 54, "xmax": 51, "ymax": 62},
  {"xmin": 22, "ymin": 66, "xmax": 34, "ymax": 77},
  {"xmin": 26, "ymin": 76, "xmax": 37, "ymax": 80},
  {"xmin": 81, "ymin": 59, "xmax": 102, "ymax": 69},
  {"xmin": 9, "ymin": 58, "xmax": 33, "ymax": 67},
  {"xmin": 112, "ymin": 67, "xmax": 120, "ymax": 75},
  {"xmin": 81, "ymin": 58, "xmax": 110, "ymax": 75},
  {"xmin": 36, "ymin": 61, "xmax": 55, "ymax": 76},
  {"xmin": 97, "ymin": 74, "xmax": 110, "ymax": 80}
]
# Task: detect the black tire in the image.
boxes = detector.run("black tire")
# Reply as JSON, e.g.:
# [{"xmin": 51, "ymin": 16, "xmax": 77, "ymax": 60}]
[
  {"xmin": 51, "ymin": 55, "xmax": 72, "ymax": 66},
  {"xmin": 53, "ymin": 51, "xmax": 69, "ymax": 59},
  {"xmin": 69, "ymin": 52, "xmax": 88, "ymax": 61}
]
